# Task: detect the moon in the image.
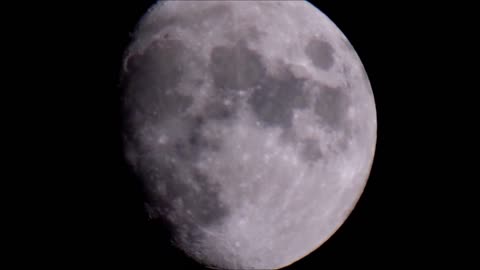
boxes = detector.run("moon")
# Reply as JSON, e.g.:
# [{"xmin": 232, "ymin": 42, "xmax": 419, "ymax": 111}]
[{"xmin": 121, "ymin": 1, "xmax": 377, "ymax": 269}]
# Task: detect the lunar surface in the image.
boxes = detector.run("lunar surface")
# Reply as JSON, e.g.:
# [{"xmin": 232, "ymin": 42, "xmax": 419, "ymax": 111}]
[{"xmin": 121, "ymin": 1, "xmax": 377, "ymax": 269}]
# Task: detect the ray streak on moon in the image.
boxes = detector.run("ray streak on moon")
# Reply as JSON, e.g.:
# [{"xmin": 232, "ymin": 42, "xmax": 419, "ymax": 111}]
[{"xmin": 121, "ymin": 1, "xmax": 376, "ymax": 269}]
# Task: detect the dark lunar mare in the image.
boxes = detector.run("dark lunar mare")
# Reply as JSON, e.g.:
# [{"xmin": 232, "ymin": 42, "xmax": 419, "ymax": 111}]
[
  {"xmin": 210, "ymin": 41, "xmax": 266, "ymax": 91},
  {"xmin": 305, "ymin": 38, "xmax": 335, "ymax": 70},
  {"xmin": 209, "ymin": 41, "xmax": 309, "ymax": 131},
  {"xmin": 315, "ymin": 82, "xmax": 353, "ymax": 150},
  {"xmin": 208, "ymin": 39, "xmax": 353, "ymax": 163},
  {"xmin": 121, "ymin": 38, "xmax": 231, "ymax": 246},
  {"xmin": 248, "ymin": 66, "xmax": 309, "ymax": 130},
  {"xmin": 314, "ymin": 84, "xmax": 350, "ymax": 130},
  {"xmin": 122, "ymin": 39, "xmax": 193, "ymax": 125}
]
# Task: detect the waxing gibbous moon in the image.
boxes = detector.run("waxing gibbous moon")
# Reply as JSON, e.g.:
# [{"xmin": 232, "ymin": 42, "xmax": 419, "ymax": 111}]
[{"xmin": 121, "ymin": 1, "xmax": 377, "ymax": 269}]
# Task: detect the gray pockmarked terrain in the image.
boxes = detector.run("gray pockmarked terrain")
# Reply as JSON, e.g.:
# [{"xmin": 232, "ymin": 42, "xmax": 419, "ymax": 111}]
[{"xmin": 121, "ymin": 1, "xmax": 377, "ymax": 269}]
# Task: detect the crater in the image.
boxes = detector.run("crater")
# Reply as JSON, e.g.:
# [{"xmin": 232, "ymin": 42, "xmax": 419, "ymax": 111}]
[{"xmin": 305, "ymin": 38, "xmax": 335, "ymax": 70}]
